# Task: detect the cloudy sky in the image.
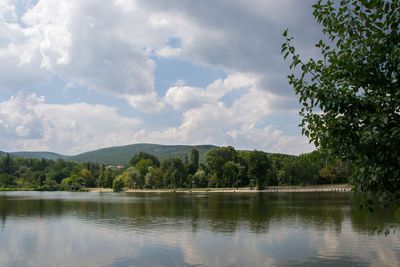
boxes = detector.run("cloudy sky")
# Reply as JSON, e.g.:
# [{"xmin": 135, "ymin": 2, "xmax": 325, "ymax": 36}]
[{"xmin": 0, "ymin": 0, "xmax": 323, "ymax": 155}]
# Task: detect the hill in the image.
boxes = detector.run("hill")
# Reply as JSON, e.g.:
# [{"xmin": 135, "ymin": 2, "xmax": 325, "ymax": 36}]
[
  {"xmin": 9, "ymin": 151, "xmax": 66, "ymax": 161},
  {"xmin": 2, "ymin": 144, "xmax": 217, "ymax": 165},
  {"xmin": 67, "ymin": 143, "xmax": 216, "ymax": 165}
]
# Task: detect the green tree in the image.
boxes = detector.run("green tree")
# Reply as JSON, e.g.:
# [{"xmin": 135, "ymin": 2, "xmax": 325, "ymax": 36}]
[
  {"xmin": 282, "ymin": 0, "xmax": 400, "ymax": 205},
  {"xmin": 61, "ymin": 174, "xmax": 85, "ymax": 187},
  {"xmin": 122, "ymin": 166, "xmax": 140, "ymax": 188},
  {"xmin": 98, "ymin": 163, "xmax": 105, "ymax": 187},
  {"xmin": 191, "ymin": 147, "xmax": 199, "ymax": 169},
  {"xmin": 205, "ymin": 146, "xmax": 237, "ymax": 179},
  {"xmin": 0, "ymin": 174, "xmax": 16, "ymax": 188},
  {"xmin": 135, "ymin": 159, "xmax": 155, "ymax": 178},
  {"xmin": 283, "ymin": 153, "xmax": 321, "ymax": 186},
  {"xmin": 103, "ymin": 168, "xmax": 114, "ymax": 188},
  {"xmin": 160, "ymin": 158, "xmax": 186, "ymax": 188},
  {"xmin": 221, "ymin": 161, "xmax": 239, "ymax": 188},
  {"xmin": 145, "ymin": 166, "xmax": 156, "ymax": 188},
  {"xmin": 130, "ymin": 152, "xmax": 160, "ymax": 167},
  {"xmin": 0, "ymin": 153, "xmax": 13, "ymax": 175},
  {"xmin": 80, "ymin": 169, "xmax": 95, "ymax": 187},
  {"xmin": 113, "ymin": 176, "xmax": 124, "ymax": 192},
  {"xmin": 170, "ymin": 169, "xmax": 179, "ymax": 189},
  {"xmin": 193, "ymin": 170, "xmax": 209, "ymax": 188},
  {"xmin": 248, "ymin": 151, "xmax": 271, "ymax": 189}
]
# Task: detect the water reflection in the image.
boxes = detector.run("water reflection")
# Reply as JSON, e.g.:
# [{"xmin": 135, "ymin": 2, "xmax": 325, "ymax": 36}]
[{"xmin": 0, "ymin": 191, "xmax": 399, "ymax": 266}]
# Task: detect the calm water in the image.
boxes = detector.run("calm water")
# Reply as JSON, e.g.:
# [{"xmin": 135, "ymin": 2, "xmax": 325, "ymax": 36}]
[{"xmin": 0, "ymin": 191, "xmax": 399, "ymax": 266}]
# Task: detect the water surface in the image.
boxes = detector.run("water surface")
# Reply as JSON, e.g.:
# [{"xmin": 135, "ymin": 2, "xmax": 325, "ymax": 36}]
[{"xmin": 0, "ymin": 191, "xmax": 399, "ymax": 266}]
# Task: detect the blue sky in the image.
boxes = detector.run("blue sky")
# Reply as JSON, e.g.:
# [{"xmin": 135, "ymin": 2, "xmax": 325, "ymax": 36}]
[{"xmin": 0, "ymin": 0, "xmax": 322, "ymax": 155}]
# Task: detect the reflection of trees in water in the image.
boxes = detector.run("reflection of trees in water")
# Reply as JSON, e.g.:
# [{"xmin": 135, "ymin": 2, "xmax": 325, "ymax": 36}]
[{"xmin": 0, "ymin": 192, "xmax": 398, "ymax": 233}]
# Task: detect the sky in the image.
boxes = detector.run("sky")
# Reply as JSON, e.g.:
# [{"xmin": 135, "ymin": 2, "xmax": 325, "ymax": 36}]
[{"xmin": 0, "ymin": 0, "xmax": 323, "ymax": 155}]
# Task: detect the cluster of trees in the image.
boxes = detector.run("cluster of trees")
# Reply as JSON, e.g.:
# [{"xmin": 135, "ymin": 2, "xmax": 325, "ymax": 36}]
[
  {"xmin": 0, "ymin": 154, "xmax": 102, "ymax": 190},
  {"xmin": 0, "ymin": 146, "xmax": 349, "ymax": 191}
]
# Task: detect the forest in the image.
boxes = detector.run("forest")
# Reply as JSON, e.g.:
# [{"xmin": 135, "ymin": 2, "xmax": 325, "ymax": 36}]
[{"xmin": 0, "ymin": 147, "xmax": 349, "ymax": 191}]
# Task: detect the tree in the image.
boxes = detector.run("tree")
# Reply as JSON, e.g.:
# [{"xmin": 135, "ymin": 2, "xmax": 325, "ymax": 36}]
[
  {"xmin": 160, "ymin": 158, "xmax": 186, "ymax": 188},
  {"xmin": 0, "ymin": 174, "xmax": 16, "ymax": 188},
  {"xmin": 122, "ymin": 167, "xmax": 140, "ymax": 188},
  {"xmin": 205, "ymin": 146, "xmax": 237, "ymax": 178},
  {"xmin": 0, "ymin": 153, "xmax": 13, "ymax": 175},
  {"xmin": 135, "ymin": 159, "xmax": 155, "ymax": 178},
  {"xmin": 61, "ymin": 174, "xmax": 85, "ymax": 187},
  {"xmin": 130, "ymin": 152, "xmax": 160, "ymax": 167},
  {"xmin": 283, "ymin": 153, "xmax": 321, "ymax": 186},
  {"xmin": 144, "ymin": 166, "xmax": 156, "ymax": 188},
  {"xmin": 80, "ymin": 169, "xmax": 95, "ymax": 187},
  {"xmin": 193, "ymin": 170, "xmax": 209, "ymax": 188},
  {"xmin": 282, "ymin": 0, "xmax": 400, "ymax": 205},
  {"xmin": 103, "ymin": 168, "xmax": 114, "ymax": 188},
  {"xmin": 248, "ymin": 151, "xmax": 271, "ymax": 189},
  {"xmin": 98, "ymin": 163, "xmax": 105, "ymax": 187},
  {"xmin": 191, "ymin": 148, "xmax": 199, "ymax": 169},
  {"xmin": 113, "ymin": 176, "xmax": 124, "ymax": 192},
  {"xmin": 221, "ymin": 161, "xmax": 239, "ymax": 188}
]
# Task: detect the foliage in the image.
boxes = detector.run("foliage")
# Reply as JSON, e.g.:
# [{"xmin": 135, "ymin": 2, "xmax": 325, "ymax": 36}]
[
  {"xmin": 103, "ymin": 169, "xmax": 114, "ymax": 188},
  {"xmin": 206, "ymin": 146, "xmax": 238, "ymax": 178},
  {"xmin": 135, "ymin": 159, "xmax": 156, "ymax": 179},
  {"xmin": 282, "ymin": 0, "xmax": 400, "ymax": 205},
  {"xmin": 248, "ymin": 151, "xmax": 272, "ymax": 189},
  {"xmin": 0, "ymin": 147, "xmax": 350, "ymax": 190},
  {"xmin": 68, "ymin": 144, "xmax": 216, "ymax": 165},
  {"xmin": 221, "ymin": 161, "xmax": 239, "ymax": 187},
  {"xmin": 0, "ymin": 174, "xmax": 16, "ymax": 188},
  {"xmin": 61, "ymin": 174, "xmax": 86, "ymax": 187},
  {"xmin": 160, "ymin": 158, "xmax": 187, "ymax": 188},
  {"xmin": 130, "ymin": 152, "xmax": 160, "ymax": 168},
  {"xmin": 193, "ymin": 170, "xmax": 208, "ymax": 188},
  {"xmin": 113, "ymin": 176, "xmax": 124, "ymax": 192},
  {"xmin": 191, "ymin": 148, "xmax": 200, "ymax": 169},
  {"xmin": 283, "ymin": 153, "xmax": 321, "ymax": 186}
]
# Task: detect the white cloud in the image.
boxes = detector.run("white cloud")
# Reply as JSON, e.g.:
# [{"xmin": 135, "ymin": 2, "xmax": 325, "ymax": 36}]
[
  {"xmin": 125, "ymin": 92, "xmax": 166, "ymax": 114},
  {"xmin": 164, "ymin": 73, "xmax": 257, "ymax": 111},
  {"xmin": 0, "ymin": 0, "xmax": 320, "ymax": 154},
  {"xmin": 0, "ymin": 93, "xmax": 142, "ymax": 154},
  {"xmin": 165, "ymin": 86, "xmax": 214, "ymax": 111}
]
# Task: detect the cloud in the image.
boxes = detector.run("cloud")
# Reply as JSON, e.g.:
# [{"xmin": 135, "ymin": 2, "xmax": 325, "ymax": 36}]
[
  {"xmin": 1, "ymin": 0, "xmax": 320, "ymax": 97},
  {"xmin": 164, "ymin": 73, "xmax": 257, "ymax": 111},
  {"xmin": 0, "ymin": 93, "xmax": 142, "ymax": 154},
  {"xmin": 125, "ymin": 92, "xmax": 166, "ymax": 113},
  {"xmin": 0, "ymin": 0, "xmax": 320, "ymax": 154}
]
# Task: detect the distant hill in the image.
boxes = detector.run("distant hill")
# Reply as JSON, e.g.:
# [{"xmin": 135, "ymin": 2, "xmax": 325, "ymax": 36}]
[
  {"xmin": 67, "ymin": 144, "xmax": 216, "ymax": 165},
  {"xmin": 9, "ymin": 151, "xmax": 66, "ymax": 161},
  {"xmin": 2, "ymin": 144, "xmax": 217, "ymax": 165}
]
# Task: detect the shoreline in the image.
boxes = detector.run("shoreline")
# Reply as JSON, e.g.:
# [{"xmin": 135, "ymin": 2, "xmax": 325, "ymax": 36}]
[{"xmin": 89, "ymin": 184, "xmax": 353, "ymax": 193}]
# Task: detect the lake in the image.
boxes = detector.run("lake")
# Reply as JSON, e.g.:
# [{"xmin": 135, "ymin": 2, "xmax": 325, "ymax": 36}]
[{"xmin": 0, "ymin": 191, "xmax": 399, "ymax": 266}]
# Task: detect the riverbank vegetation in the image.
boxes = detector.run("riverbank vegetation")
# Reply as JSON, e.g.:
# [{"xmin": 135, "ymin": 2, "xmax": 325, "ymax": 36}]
[{"xmin": 0, "ymin": 147, "xmax": 349, "ymax": 192}]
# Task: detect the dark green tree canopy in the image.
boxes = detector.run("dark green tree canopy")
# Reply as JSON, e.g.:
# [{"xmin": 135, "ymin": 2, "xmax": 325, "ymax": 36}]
[
  {"xmin": 205, "ymin": 146, "xmax": 238, "ymax": 176},
  {"xmin": 248, "ymin": 151, "xmax": 271, "ymax": 189},
  {"xmin": 282, "ymin": 0, "xmax": 400, "ymax": 205},
  {"xmin": 191, "ymin": 147, "xmax": 200, "ymax": 169},
  {"xmin": 130, "ymin": 152, "xmax": 160, "ymax": 167}
]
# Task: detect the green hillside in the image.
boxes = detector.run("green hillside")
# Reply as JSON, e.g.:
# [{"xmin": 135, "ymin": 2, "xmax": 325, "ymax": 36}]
[
  {"xmin": 2, "ymin": 144, "xmax": 217, "ymax": 165},
  {"xmin": 9, "ymin": 151, "xmax": 65, "ymax": 160},
  {"xmin": 67, "ymin": 143, "xmax": 216, "ymax": 165}
]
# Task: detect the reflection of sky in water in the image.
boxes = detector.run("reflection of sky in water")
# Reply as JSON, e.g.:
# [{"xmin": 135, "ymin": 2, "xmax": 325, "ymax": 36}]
[{"xmin": 0, "ymin": 192, "xmax": 399, "ymax": 266}]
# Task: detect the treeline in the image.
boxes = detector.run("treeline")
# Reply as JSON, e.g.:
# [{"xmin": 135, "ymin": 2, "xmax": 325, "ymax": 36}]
[{"xmin": 0, "ymin": 146, "xmax": 349, "ymax": 191}]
